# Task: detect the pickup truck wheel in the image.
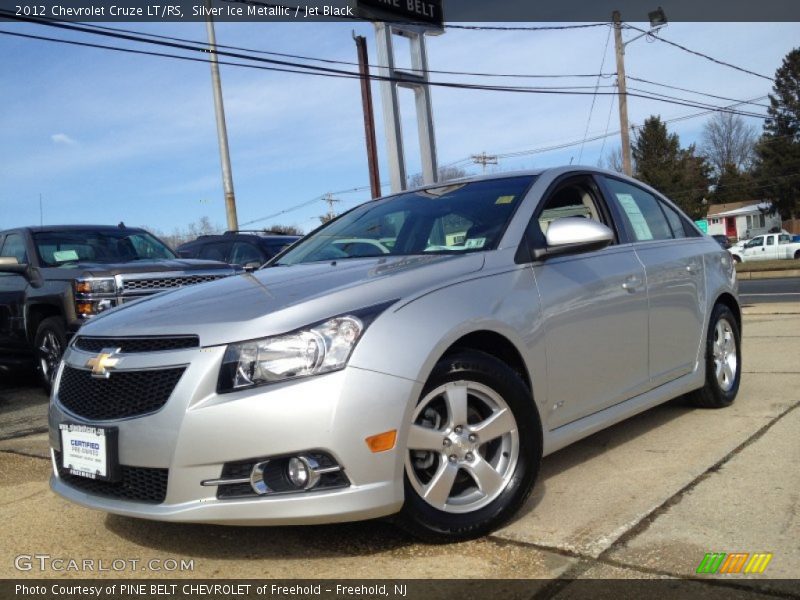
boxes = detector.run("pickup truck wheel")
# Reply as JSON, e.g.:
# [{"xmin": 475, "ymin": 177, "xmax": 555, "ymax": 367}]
[
  {"xmin": 689, "ymin": 304, "xmax": 741, "ymax": 409},
  {"xmin": 35, "ymin": 316, "xmax": 66, "ymax": 393},
  {"xmin": 398, "ymin": 350, "xmax": 541, "ymax": 542}
]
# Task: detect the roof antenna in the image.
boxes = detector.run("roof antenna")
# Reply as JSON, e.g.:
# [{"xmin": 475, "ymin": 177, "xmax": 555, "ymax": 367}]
[{"xmin": 118, "ymin": 221, "xmax": 126, "ymax": 229}]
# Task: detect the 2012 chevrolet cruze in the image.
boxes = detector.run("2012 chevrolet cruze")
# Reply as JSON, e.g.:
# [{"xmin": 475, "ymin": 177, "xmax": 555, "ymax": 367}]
[{"xmin": 49, "ymin": 167, "xmax": 742, "ymax": 541}]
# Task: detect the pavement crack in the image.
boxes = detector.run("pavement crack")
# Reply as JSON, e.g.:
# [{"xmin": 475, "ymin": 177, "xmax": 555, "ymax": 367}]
[{"xmin": 601, "ymin": 398, "xmax": 800, "ymax": 555}]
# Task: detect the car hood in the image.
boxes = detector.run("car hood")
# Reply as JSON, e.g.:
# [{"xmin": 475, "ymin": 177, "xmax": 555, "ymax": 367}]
[
  {"xmin": 79, "ymin": 254, "xmax": 485, "ymax": 346},
  {"xmin": 41, "ymin": 258, "xmax": 234, "ymax": 279}
]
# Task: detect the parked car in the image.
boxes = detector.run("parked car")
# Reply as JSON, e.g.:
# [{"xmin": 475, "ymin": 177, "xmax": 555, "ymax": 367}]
[
  {"xmin": 711, "ymin": 234, "xmax": 732, "ymax": 250},
  {"xmin": 48, "ymin": 168, "xmax": 741, "ymax": 542},
  {"xmin": 177, "ymin": 231, "xmax": 301, "ymax": 269},
  {"xmin": 728, "ymin": 233, "xmax": 800, "ymax": 262},
  {"xmin": 0, "ymin": 224, "xmax": 241, "ymax": 390}
]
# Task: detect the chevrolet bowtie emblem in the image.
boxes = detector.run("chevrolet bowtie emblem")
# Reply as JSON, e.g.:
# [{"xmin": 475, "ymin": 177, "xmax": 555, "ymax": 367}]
[{"xmin": 85, "ymin": 347, "xmax": 122, "ymax": 379}]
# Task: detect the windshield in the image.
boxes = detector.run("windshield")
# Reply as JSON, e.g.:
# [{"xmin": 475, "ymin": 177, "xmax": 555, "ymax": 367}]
[
  {"xmin": 34, "ymin": 229, "xmax": 177, "ymax": 266},
  {"xmin": 275, "ymin": 176, "xmax": 535, "ymax": 266}
]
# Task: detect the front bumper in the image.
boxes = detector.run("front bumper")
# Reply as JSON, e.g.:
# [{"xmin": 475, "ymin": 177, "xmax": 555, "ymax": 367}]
[{"xmin": 49, "ymin": 345, "xmax": 421, "ymax": 525}]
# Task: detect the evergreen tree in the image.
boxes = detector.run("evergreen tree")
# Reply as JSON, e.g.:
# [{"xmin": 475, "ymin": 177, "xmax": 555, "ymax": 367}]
[
  {"xmin": 754, "ymin": 47, "xmax": 800, "ymax": 219},
  {"xmin": 632, "ymin": 116, "xmax": 711, "ymax": 219}
]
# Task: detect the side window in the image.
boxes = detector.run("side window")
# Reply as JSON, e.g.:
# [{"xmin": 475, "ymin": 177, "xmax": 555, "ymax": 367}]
[
  {"xmin": 660, "ymin": 201, "xmax": 688, "ymax": 239},
  {"xmin": 1, "ymin": 233, "xmax": 28, "ymax": 263},
  {"xmin": 779, "ymin": 234, "xmax": 791, "ymax": 244},
  {"xmin": 230, "ymin": 242, "xmax": 263, "ymax": 265},
  {"xmin": 603, "ymin": 177, "xmax": 673, "ymax": 242},
  {"xmin": 197, "ymin": 241, "xmax": 231, "ymax": 262},
  {"xmin": 537, "ymin": 179, "xmax": 608, "ymax": 238},
  {"xmin": 749, "ymin": 236, "xmax": 764, "ymax": 248},
  {"xmin": 766, "ymin": 236, "xmax": 775, "ymax": 246}
]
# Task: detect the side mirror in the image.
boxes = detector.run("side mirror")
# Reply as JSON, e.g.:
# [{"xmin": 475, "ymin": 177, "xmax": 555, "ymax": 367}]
[
  {"xmin": 535, "ymin": 217, "xmax": 614, "ymax": 260},
  {"xmin": 0, "ymin": 256, "xmax": 30, "ymax": 276},
  {"xmin": 243, "ymin": 261, "xmax": 262, "ymax": 272}
]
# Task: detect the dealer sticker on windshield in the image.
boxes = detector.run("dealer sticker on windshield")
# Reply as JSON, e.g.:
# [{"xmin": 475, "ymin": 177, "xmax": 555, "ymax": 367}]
[{"xmin": 59, "ymin": 424, "xmax": 117, "ymax": 481}]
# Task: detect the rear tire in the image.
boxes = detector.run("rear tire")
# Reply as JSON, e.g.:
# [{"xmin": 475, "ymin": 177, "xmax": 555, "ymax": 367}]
[
  {"xmin": 34, "ymin": 316, "xmax": 66, "ymax": 394},
  {"xmin": 688, "ymin": 304, "xmax": 741, "ymax": 409},
  {"xmin": 397, "ymin": 350, "xmax": 541, "ymax": 542}
]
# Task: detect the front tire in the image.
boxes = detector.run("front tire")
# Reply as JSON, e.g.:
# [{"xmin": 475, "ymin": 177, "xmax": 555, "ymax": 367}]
[
  {"xmin": 688, "ymin": 304, "xmax": 741, "ymax": 409},
  {"xmin": 398, "ymin": 350, "xmax": 541, "ymax": 542},
  {"xmin": 34, "ymin": 316, "xmax": 66, "ymax": 393}
]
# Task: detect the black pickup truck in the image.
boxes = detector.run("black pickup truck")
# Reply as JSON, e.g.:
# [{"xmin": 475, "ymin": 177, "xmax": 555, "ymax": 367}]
[{"xmin": 0, "ymin": 225, "xmax": 241, "ymax": 390}]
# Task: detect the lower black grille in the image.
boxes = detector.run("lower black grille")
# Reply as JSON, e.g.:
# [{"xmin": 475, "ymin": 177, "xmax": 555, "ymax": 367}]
[
  {"xmin": 74, "ymin": 336, "xmax": 199, "ymax": 353},
  {"xmin": 58, "ymin": 366, "xmax": 185, "ymax": 420},
  {"xmin": 54, "ymin": 451, "xmax": 168, "ymax": 503}
]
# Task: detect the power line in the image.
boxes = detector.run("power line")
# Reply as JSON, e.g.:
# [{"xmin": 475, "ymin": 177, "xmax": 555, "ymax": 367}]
[
  {"xmin": 624, "ymin": 24, "xmax": 774, "ymax": 82},
  {"xmin": 0, "ymin": 15, "xmax": 769, "ymax": 120},
  {"xmin": 627, "ymin": 75, "xmax": 770, "ymax": 108},
  {"xmin": 597, "ymin": 84, "xmax": 618, "ymax": 160},
  {"xmin": 578, "ymin": 25, "xmax": 612, "ymax": 163}
]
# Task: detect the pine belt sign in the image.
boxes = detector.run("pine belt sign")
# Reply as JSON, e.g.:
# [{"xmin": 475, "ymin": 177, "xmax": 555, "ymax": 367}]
[{"xmin": 354, "ymin": 0, "xmax": 444, "ymax": 29}]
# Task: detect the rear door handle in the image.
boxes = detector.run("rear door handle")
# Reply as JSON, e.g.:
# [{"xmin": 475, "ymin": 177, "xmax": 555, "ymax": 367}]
[{"xmin": 622, "ymin": 275, "xmax": 641, "ymax": 293}]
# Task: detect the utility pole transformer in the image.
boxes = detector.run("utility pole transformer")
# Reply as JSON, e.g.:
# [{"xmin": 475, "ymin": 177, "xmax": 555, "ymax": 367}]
[
  {"xmin": 612, "ymin": 10, "xmax": 633, "ymax": 177},
  {"xmin": 205, "ymin": 1, "xmax": 239, "ymax": 231},
  {"xmin": 471, "ymin": 152, "xmax": 498, "ymax": 173},
  {"xmin": 374, "ymin": 22, "xmax": 439, "ymax": 192}
]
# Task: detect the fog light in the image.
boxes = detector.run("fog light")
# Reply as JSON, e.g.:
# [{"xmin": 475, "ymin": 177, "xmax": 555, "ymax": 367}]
[{"xmin": 287, "ymin": 457, "xmax": 310, "ymax": 488}]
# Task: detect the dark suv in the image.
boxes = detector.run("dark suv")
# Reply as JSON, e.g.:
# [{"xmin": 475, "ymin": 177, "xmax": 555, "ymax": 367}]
[
  {"xmin": 176, "ymin": 231, "xmax": 301, "ymax": 268},
  {"xmin": 0, "ymin": 225, "xmax": 240, "ymax": 390}
]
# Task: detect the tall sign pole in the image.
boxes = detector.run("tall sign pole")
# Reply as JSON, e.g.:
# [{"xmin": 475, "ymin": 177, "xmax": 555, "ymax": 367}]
[
  {"xmin": 206, "ymin": 0, "xmax": 239, "ymax": 230},
  {"xmin": 613, "ymin": 10, "xmax": 633, "ymax": 177},
  {"xmin": 358, "ymin": 0, "xmax": 444, "ymax": 193}
]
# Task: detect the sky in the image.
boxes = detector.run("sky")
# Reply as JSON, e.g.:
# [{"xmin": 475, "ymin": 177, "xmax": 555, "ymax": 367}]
[{"xmin": 0, "ymin": 18, "xmax": 798, "ymax": 236}]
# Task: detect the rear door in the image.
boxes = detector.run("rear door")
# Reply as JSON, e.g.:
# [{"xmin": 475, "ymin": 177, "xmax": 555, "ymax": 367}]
[
  {"xmin": 528, "ymin": 174, "xmax": 650, "ymax": 428},
  {"xmin": 600, "ymin": 176, "xmax": 705, "ymax": 387}
]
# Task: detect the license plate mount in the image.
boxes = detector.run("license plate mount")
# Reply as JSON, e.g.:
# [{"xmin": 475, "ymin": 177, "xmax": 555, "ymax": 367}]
[{"xmin": 59, "ymin": 424, "xmax": 120, "ymax": 482}]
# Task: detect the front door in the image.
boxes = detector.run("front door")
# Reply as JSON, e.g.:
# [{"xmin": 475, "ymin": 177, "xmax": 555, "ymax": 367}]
[
  {"xmin": 725, "ymin": 217, "xmax": 736, "ymax": 239},
  {"xmin": 529, "ymin": 175, "xmax": 650, "ymax": 428}
]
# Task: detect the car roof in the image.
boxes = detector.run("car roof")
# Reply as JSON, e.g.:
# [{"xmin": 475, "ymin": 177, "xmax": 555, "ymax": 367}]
[{"xmin": 2, "ymin": 225, "xmax": 147, "ymax": 234}]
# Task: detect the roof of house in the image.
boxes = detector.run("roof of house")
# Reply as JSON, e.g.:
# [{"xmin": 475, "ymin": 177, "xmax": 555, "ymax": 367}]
[{"xmin": 707, "ymin": 200, "xmax": 770, "ymax": 218}]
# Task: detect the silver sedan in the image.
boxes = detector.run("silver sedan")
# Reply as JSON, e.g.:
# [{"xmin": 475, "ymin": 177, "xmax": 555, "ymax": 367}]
[{"xmin": 48, "ymin": 167, "xmax": 741, "ymax": 541}]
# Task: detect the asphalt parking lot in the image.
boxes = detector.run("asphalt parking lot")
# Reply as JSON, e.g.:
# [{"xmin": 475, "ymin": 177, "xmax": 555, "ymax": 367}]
[{"xmin": 0, "ymin": 303, "xmax": 798, "ymax": 594}]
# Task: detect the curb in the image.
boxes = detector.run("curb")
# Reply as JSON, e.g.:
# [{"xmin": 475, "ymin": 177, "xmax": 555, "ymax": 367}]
[{"xmin": 736, "ymin": 268, "xmax": 800, "ymax": 280}]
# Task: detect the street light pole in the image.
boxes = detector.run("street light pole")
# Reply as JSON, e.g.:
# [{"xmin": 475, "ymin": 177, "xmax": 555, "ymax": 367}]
[
  {"xmin": 206, "ymin": 1, "xmax": 239, "ymax": 231},
  {"xmin": 612, "ymin": 10, "xmax": 633, "ymax": 177}
]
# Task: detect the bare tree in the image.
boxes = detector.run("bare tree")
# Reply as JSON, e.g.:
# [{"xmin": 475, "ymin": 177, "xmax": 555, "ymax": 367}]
[
  {"xmin": 700, "ymin": 112, "xmax": 757, "ymax": 175},
  {"xmin": 601, "ymin": 146, "xmax": 624, "ymax": 173},
  {"xmin": 407, "ymin": 165, "xmax": 468, "ymax": 189},
  {"xmin": 147, "ymin": 217, "xmax": 223, "ymax": 250},
  {"xmin": 264, "ymin": 224, "xmax": 304, "ymax": 235}
]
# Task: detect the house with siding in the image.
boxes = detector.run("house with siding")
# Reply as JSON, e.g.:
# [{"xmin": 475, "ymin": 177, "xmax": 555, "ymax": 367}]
[{"xmin": 705, "ymin": 201, "xmax": 781, "ymax": 241}]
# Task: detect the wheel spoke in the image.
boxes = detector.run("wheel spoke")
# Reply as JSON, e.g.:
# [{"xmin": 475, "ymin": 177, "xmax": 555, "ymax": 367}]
[
  {"xmin": 444, "ymin": 384, "xmax": 469, "ymax": 427},
  {"xmin": 722, "ymin": 362, "xmax": 734, "ymax": 384},
  {"xmin": 471, "ymin": 408, "xmax": 516, "ymax": 442},
  {"xmin": 422, "ymin": 461, "xmax": 459, "ymax": 508},
  {"xmin": 407, "ymin": 424, "xmax": 446, "ymax": 451},
  {"xmin": 465, "ymin": 456, "xmax": 505, "ymax": 498}
]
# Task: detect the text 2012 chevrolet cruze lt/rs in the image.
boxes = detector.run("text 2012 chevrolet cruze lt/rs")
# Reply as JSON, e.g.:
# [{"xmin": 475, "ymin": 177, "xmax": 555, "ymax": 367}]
[{"xmin": 49, "ymin": 167, "xmax": 742, "ymax": 541}]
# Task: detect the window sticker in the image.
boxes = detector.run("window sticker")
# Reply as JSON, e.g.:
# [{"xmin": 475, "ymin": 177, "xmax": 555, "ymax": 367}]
[
  {"xmin": 495, "ymin": 195, "xmax": 515, "ymax": 205},
  {"xmin": 616, "ymin": 193, "xmax": 653, "ymax": 241},
  {"xmin": 465, "ymin": 237, "xmax": 486, "ymax": 249},
  {"xmin": 53, "ymin": 250, "xmax": 79, "ymax": 262}
]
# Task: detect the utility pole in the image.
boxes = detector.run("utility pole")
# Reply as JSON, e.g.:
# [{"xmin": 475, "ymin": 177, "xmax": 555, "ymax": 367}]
[
  {"xmin": 354, "ymin": 33, "xmax": 382, "ymax": 200},
  {"xmin": 321, "ymin": 192, "xmax": 340, "ymax": 223},
  {"xmin": 471, "ymin": 152, "xmax": 498, "ymax": 174},
  {"xmin": 205, "ymin": 0, "xmax": 239, "ymax": 231},
  {"xmin": 612, "ymin": 10, "xmax": 633, "ymax": 177}
]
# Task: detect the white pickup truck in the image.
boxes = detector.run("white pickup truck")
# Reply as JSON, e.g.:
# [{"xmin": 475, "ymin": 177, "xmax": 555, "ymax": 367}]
[{"xmin": 729, "ymin": 233, "xmax": 800, "ymax": 262}]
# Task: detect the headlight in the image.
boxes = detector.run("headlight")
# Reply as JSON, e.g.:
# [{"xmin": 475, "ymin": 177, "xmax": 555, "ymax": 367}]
[
  {"xmin": 217, "ymin": 302, "xmax": 395, "ymax": 392},
  {"xmin": 75, "ymin": 278, "xmax": 116, "ymax": 295}
]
